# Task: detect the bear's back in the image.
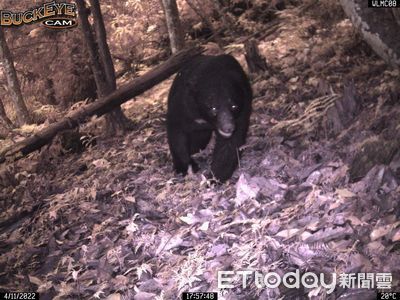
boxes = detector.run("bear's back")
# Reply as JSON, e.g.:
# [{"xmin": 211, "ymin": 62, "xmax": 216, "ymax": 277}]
[{"xmin": 180, "ymin": 54, "xmax": 246, "ymax": 83}]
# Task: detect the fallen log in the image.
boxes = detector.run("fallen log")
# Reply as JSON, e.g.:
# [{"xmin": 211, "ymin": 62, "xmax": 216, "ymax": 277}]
[{"xmin": 0, "ymin": 47, "xmax": 203, "ymax": 163}]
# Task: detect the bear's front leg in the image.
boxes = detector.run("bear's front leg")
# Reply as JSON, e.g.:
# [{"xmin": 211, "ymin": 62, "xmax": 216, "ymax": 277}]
[
  {"xmin": 168, "ymin": 129, "xmax": 200, "ymax": 175},
  {"xmin": 211, "ymin": 136, "xmax": 239, "ymax": 182},
  {"xmin": 168, "ymin": 128, "xmax": 191, "ymax": 174},
  {"xmin": 211, "ymin": 111, "xmax": 251, "ymax": 182}
]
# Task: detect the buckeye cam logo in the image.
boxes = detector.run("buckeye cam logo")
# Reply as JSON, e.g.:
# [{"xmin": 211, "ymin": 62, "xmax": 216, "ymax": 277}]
[
  {"xmin": 43, "ymin": 17, "xmax": 76, "ymax": 29},
  {"xmin": 0, "ymin": 1, "xmax": 77, "ymax": 29}
]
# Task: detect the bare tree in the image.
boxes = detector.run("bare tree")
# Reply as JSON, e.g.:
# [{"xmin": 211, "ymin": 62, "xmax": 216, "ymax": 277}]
[
  {"xmin": 160, "ymin": 0, "xmax": 185, "ymax": 53},
  {"xmin": 0, "ymin": 28, "xmax": 31, "ymax": 126},
  {"xmin": 76, "ymin": 0, "xmax": 131, "ymax": 135}
]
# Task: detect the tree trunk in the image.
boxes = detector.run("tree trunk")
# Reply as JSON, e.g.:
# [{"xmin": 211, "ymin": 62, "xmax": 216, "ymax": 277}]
[
  {"xmin": 0, "ymin": 47, "xmax": 203, "ymax": 163},
  {"xmin": 392, "ymin": 8, "xmax": 400, "ymax": 27},
  {"xmin": 75, "ymin": 0, "xmax": 107, "ymax": 95},
  {"xmin": 89, "ymin": 0, "xmax": 132, "ymax": 134},
  {"xmin": 161, "ymin": 0, "xmax": 185, "ymax": 54},
  {"xmin": 44, "ymin": 78, "xmax": 56, "ymax": 105},
  {"xmin": 89, "ymin": 0, "xmax": 116, "ymax": 92},
  {"xmin": 340, "ymin": 0, "xmax": 400, "ymax": 68},
  {"xmin": 0, "ymin": 28, "xmax": 31, "ymax": 126},
  {"xmin": 244, "ymin": 39, "xmax": 268, "ymax": 75},
  {"xmin": 0, "ymin": 98, "xmax": 13, "ymax": 129},
  {"xmin": 76, "ymin": 0, "xmax": 131, "ymax": 135},
  {"xmin": 185, "ymin": 0, "xmax": 222, "ymax": 46}
]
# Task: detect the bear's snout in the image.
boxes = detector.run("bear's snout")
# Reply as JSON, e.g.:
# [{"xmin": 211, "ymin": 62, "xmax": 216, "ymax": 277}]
[{"xmin": 217, "ymin": 110, "xmax": 235, "ymax": 138}]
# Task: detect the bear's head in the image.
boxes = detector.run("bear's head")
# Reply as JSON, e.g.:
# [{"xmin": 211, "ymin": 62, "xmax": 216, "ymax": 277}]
[{"xmin": 191, "ymin": 81, "xmax": 245, "ymax": 139}]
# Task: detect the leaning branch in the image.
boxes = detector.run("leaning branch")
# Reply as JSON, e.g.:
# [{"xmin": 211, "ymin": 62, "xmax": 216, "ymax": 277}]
[{"xmin": 0, "ymin": 47, "xmax": 203, "ymax": 163}]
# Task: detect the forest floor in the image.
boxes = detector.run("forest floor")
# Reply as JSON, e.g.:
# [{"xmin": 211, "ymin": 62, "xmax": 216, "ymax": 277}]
[{"xmin": 1, "ymin": 2, "xmax": 400, "ymax": 300}]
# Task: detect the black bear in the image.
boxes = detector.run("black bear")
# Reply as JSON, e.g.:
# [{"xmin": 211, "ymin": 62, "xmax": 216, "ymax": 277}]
[{"xmin": 167, "ymin": 54, "xmax": 252, "ymax": 182}]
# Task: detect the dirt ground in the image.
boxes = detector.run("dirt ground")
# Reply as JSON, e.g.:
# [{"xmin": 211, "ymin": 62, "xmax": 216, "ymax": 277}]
[{"xmin": 1, "ymin": 2, "xmax": 400, "ymax": 300}]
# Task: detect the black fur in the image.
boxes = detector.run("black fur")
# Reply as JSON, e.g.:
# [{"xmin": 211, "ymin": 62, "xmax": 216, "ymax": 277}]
[{"xmin": 167, "ymin": 54, "xmax": 252, "ymax": 182}]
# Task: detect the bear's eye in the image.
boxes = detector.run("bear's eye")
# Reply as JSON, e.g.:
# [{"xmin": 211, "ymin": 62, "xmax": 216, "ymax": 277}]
[
  {"xmin": 231, "ymin": 104, "xmax": 238, "ymax": 111},
  {"xmin": 210, "ymin": 107, "xmax": 218, "ymax": 116}
]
